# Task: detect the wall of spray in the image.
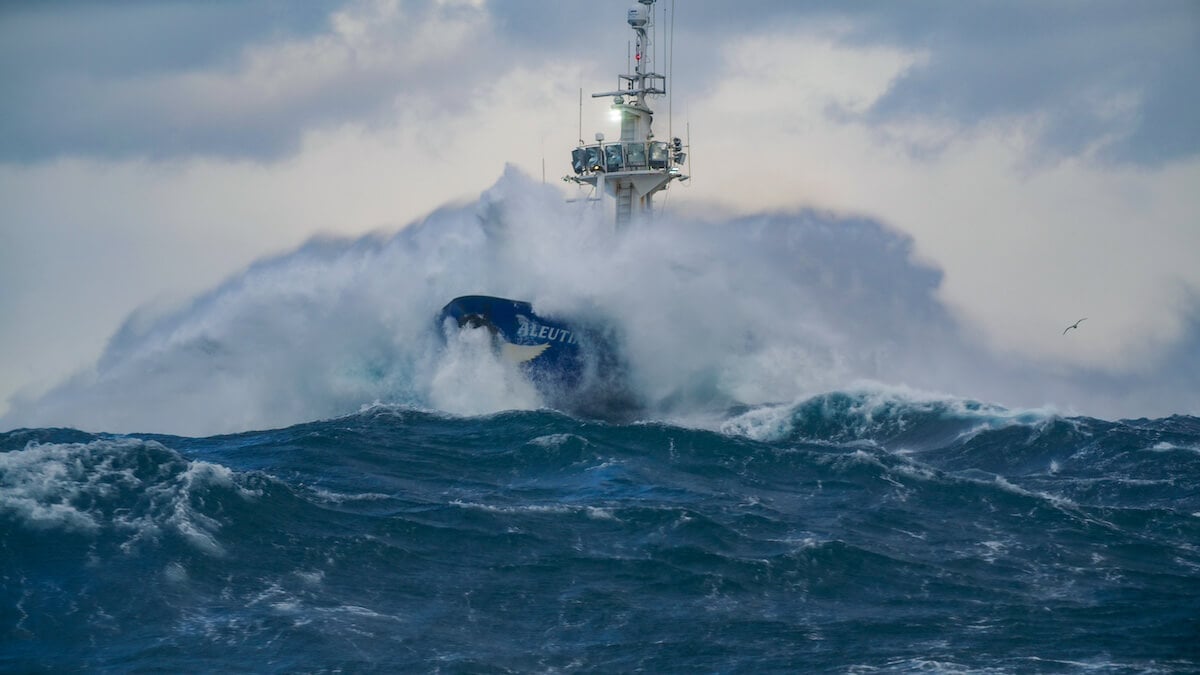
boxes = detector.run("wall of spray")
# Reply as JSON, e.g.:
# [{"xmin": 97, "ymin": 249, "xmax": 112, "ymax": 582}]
[{"xmin": 4, "ymin": 167, "xmax": 1195, "ymax": 435}]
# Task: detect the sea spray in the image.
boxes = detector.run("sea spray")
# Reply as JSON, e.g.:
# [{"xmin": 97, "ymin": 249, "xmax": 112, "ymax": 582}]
[
  {"xmin": 2, "ymin": 169, "xmax": 970, "ymax": 435},
  {"xmin": 2, "ymin": 168, "xmax": 1192, "ymax": 435}
]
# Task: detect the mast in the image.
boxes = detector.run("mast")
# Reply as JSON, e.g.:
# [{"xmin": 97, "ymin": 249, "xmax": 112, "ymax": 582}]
[{"xmin": 564, "ymin": 0, "xmax": 688, "ymax": 228}]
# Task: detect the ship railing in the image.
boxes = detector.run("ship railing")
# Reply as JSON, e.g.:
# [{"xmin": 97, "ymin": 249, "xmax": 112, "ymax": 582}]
[{"xmin": 569, "ymin": 140, "xmax": 685, "ymax": 176}]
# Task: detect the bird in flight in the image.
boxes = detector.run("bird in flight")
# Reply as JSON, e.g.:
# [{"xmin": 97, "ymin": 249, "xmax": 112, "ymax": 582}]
[{"xmin": 1062, "ymin": 317, "xmax": 1087, "ymax": 334}]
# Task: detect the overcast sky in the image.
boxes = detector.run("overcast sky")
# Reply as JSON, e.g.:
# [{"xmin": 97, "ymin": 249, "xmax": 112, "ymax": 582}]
[{"xmin": 1, "ymin": 0, "xmax": 1198, "ymax": 422}]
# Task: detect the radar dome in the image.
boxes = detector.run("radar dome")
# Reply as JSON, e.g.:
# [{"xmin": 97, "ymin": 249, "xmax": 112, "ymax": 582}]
[{"xmin": 627, "ymin": 5, "xmax": 648, "ymax": 27}]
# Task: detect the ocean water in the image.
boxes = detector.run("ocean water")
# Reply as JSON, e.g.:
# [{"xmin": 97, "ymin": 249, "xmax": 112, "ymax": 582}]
[
  {"xmin": 4, "ymin": 397, "xmax": 1200, "ymax": 672},
  {"xmin": 4, "ymin": 171, "xmax": 1200, "ymax": 671}
]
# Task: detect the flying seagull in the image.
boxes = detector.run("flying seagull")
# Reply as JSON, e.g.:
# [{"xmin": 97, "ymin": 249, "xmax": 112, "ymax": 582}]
[{"xmin": 1062, "ymin": 317, "xmax": 1087, "ymax": 334}]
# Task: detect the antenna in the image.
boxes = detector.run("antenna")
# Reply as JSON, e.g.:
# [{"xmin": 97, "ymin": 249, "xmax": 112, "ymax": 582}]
[
  {"xmin": 686, "ymin": 120, "xmax": 692, "ymax": 185},
  {"xmin": 652, "ymin": 0, "xmax": 658, "ymax": 78},
  {"xmin": 668, "ymin": 0, "xmax": 675, "ymax": 152}
]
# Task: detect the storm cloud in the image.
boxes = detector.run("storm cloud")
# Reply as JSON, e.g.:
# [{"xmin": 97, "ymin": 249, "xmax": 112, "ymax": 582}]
[
  {"xmin": 1, "ymin": 0, "xmax": 1197, "ymax": 424},
  {"xmin": 3, "ymin": 2, "xmax": 1194, "ymax": 165}
]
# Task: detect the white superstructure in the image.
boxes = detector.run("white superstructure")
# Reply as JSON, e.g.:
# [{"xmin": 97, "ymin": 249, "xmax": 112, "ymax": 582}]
[{"xmin": 565, "ymin": 0, "xmax": 688, "ymax": 227}]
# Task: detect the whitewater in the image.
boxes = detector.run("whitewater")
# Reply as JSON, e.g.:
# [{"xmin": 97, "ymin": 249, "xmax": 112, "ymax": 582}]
[{"xmin": 3, "ymin": 170, "xmax": 1199, "ymax": 672}]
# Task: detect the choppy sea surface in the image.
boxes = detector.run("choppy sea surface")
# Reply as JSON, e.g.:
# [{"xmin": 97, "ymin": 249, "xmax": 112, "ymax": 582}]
[
  {"xmin": 4, "ymin": 392, "xmax": 1199, "ymax": 673},
  {"xmin": 5, "ymin": 170, "xmax": 1200, "ymax": 671}
]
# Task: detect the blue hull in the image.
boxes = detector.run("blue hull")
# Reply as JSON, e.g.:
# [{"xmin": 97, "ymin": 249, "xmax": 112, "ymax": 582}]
[
  {"xmin": 438, "ymin": 295, "xmax": 637, "ymax": 418},
  {"xmin": 438, "ymin": 295, "xmax": 596, "ymax": 398}
]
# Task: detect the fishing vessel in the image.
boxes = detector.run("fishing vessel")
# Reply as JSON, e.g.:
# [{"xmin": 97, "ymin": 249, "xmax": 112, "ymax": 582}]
[{"xmin": 438, "ymin": 0, "xmax": 687, "ymax": 407}]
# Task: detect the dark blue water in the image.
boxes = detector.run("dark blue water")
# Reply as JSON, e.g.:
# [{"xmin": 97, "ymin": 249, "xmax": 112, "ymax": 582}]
[{"xmin": 4, "ymin": 392, "xmax": 1199, "ymax": 672}]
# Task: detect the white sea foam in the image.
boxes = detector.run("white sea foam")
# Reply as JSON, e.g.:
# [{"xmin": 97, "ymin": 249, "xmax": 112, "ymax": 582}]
[
  {"xmin": 718, "ymin": 382, "xmax": 1060, "ymax": 445},
  {"xmin": 527, "ymin": 433, "xmax": 588, "ymax": 449},
  {"xmin": 978, "ymin": 540, "xmax": 1008, "ymax": 563},
  {"xmin": 0, "ymin": 438, "xmax": 252, "ymax": 555},
  {"xmin": 450, "ymin": 499, "xmax": 619, "ymax": 522},
  {"xmin": 717, "ymin": 402, "xmax": 798, "ymax": 442},
  {"xmin": 450, "ymin": 499, "xmax": 575, "ymax": 515},
  {"xmin": 1150, "ymin": 441, "xmax": 1200, "ymax": 454},
  {"xmin": 164, "ymin": 561, "xmax": 189, "ymax": 583},
  {"xmin": 428, "ymin": 322, "xmax": 543, "ymax": 416},
  {"xmin": 294, "ymin": 570, "xmax": 325, "ymax": 586},
  {"xmin": 309, "ymin": 487, "xmax": 392, "ymax": 503}
]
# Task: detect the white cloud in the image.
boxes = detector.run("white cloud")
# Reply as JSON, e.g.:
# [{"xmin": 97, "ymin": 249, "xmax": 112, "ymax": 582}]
[
  {"xmin": 684, "ymin": 27, "xmax": 1200, "ymax": 375},
  {"xmin": 0, "ymin": 0, "xmax": 500, "ymax": 161}
]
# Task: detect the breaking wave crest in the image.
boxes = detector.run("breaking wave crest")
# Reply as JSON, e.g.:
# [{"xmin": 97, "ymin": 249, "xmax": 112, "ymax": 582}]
[
  {"xmin": 1, "ymin": 167, "xmax": 1191, "ymax": 435},
  {"xmin": 3, "ymin": 401, "xmax": 1198, "ymax": 671},
  {"xmin": 0, "ymin": 433, "xmax": 261, "ymax": 556}
]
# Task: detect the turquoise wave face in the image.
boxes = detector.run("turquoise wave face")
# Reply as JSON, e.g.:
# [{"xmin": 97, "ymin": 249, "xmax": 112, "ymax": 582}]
[{"xmin": 4, "ymin": 401, "xmax": 1199, "ymax": 672}]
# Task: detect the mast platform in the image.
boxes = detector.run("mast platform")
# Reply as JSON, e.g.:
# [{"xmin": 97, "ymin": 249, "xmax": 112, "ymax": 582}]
[{"xmin": 563, "ymin": 0, "xmax": 688, "ymax": 227}]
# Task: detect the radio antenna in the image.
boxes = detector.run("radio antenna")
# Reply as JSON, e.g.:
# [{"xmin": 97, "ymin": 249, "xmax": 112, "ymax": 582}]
[{"xmin": 668, "ymin": 0, "xmax": 675, "ymax": 149}]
